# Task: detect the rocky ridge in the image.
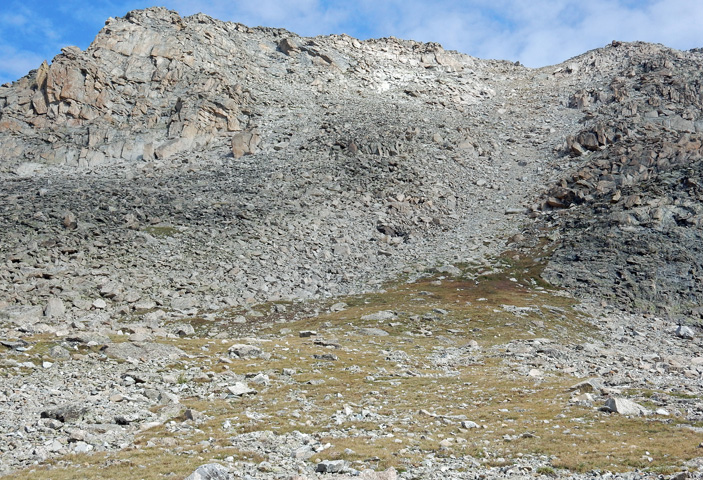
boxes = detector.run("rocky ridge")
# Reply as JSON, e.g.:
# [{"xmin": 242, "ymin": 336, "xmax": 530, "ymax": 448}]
[
  {"xmin": 538, "ymin": 42, "xmax": 703, "ymax": 315},
  {"xmin": 0, "ymin": 6, "xmax": 702, "ymax": 480}
]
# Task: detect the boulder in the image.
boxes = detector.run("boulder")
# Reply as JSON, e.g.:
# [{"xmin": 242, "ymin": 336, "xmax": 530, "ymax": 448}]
[
  {"xmin": 278, "ymin": 38, "xmax": 301, "ymax": 55},
  {"xmin": 604, "ymin": 397, "xmax": 649, "ymax": 416},
  {"xmin": 676, "ymin": 325, "xmax": 695, "ymax": 340},
  {"xmin": 44, "ymin": 298, "xmax": 66, "ymax": 318},
  {"xmin": 231, "ymin": 131, "xmax": 260, "ymax": 158},
  {"xmin": 226, "ymin": 382, "xmax": 256, "ymax": 396},
  {"xmin": 184, "ymin": 463, "xmax": 231, "ymax": 480},
  {"xmin": 228, "ymin": 344, "xmax": 263, "ymax": 359},
  {"xmin": 316, "ymin": 459, "xmax": 347, "ymax": 474},
  {"xmin": 41, "ymin": 404, "xmax": 88, "ymax": 423},
  {"xmin": 103, "ymin": 342, "xmax": 185, "ymax": 362}
]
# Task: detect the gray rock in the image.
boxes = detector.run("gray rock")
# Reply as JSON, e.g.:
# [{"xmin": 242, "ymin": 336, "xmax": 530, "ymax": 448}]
[
  {"xmin": 461, "ymin": 420, "xmax": 480, "ymax": 429},
  {"xmin": 603, "ymin": 397, "xmax": 649, "ymax": 416},
  {"xmin": 92, "ymin": 299, "xmax": 107, "ymax": 310},
  {"xmin": 174, "ymin": 324, "xmax": 195, "ymax": 337},
  {"xmin": 436, "ymin": 265, "xmax": 461, "ymax": 275},
  {"xmin": 44, "ymin": 298, "xmax": 66, "ymax": 318},
  {"xmin": 292, "ymin": 445, "xmax": 315, "ymax": 460},
  {"xmin": 357, "ymin": 327, "xmax": 389, "ymax": 336},
  {"xmin": 48, "ymin": 345, "xmax": 71, "ymax": 359},
  {"xmin": 361, "ymin": 311, "xmax": 396, "ymax": 321},
  {"xmin": 330, "ymin": 302, "xmax": 347, "ymax": 312},
  {"xmin": 569, "ymin": 378, "xmax": 605, "ymax": 394},
  {"xmin": 676, "ymin": 325, "xmax": 695, "ymax": 340},
  {"xmin": 316, "ymin": 459, "xmax": 347, "ymax": 473},
  {"xmin": 278, "ymin": 37, "xmax": 301, "ymax": 55},
  {"xmin": 73, "ymin": 441, "xmax": 94, "ymax": 453},
  {"xmin": 313, "ymin": 353, "xmax": 338, "ymax": 361},
  {"xmin": 250, "ymin": 373, "xmax": 270, "ymax": 386},
  {"xmin": 185, "ymin": 463, "xmax": 231, "ymax": 480},
  {"xmin": 226, "ymin": 382, "xmax": 256, "ymax": 396},
  {"xmin": 231, "ymin": 131, "xmax": 260, "ymax": 158},
  {"xmin": 228, "ymin": 344, "xmax": 263, "ymax": 359},
  {"xmin": 65, "ymin": 333, "xmax": 111, "ymax": 345},
  {"xmin": 171, "ymin": 296, "xmax": 196, "ymax": 311},
  {"xmin": 0, "ymin": 305, "xmax": 43, "ymax": 324},
  {"xmin": 63, "ymin": 211, "xmax": 78, "ymax": 230},
  {"xmin": 41, "ymin": 404, "xmax": 88, "ymax": 423},
  {"xmin": 103, "ymin": 342, "xmax": 185, "ymax": 362}
]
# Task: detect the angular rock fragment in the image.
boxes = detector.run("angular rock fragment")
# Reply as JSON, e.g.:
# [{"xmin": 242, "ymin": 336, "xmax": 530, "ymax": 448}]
[
  {"xmin": 227, "ymin": 344, "xmax": 263, "ymax": 359},
  {"xmin": 103, "ymin": 342, "xmax": 185, "ymax": 362},
  {"xmin": 676, "ymin": 325, "xmax": 695, "ymax": 340},
  {"xmin": 316, "ymin": 459, "xmax": 347, "ymax": 473},
  {"xmin": 226, "ymin": 382, "xmax": 256, "ymax": 396},
  {"xmin": 231, "ymin": 131, "xmax": 260, "ymax": 158},
  {"xmin": 569, "ymin": 378, "xmax": 605, "ymax": 394},
  {"xmin": 361, "ymin": 311, "xmax": 396, "ymax": 321},
  {"xmin": 44, "ymin": 298, "xmax": 66, "ymax": 318},
  {"xmin": 184, "ymin": 463, "xmax": 231, "ymax": 480},
  {"xmin": 41, "ymin": 404, "xmax": 88, "ymax": 423},
  {"xmin": 603, "ymin": 397, "xmax": 649, "ymax": 416}
]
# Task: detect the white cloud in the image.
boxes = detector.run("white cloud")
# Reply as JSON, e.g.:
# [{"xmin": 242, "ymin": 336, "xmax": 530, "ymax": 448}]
[
  {"xmin": 0, "ymin": 12, "xmax": 28, "ymax": 27},
  {"xmin": 165, "ymin": 0, "xmax": 352, "ymax": 37},
  {"xmin": 0, "ymin": 45, "xmax": 45, "ymax": 84},
  {"xmin": 352, "ymin": 0, "xmax": 703, "ymax": 66}
]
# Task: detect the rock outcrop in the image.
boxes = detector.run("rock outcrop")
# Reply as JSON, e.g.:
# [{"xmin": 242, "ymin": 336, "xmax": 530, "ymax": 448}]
[
  {"xmin": 537, "ymin": 42, "xmax": 703, "ymax": 315},
  {"xmin": 0, "ymin": 7, "xmax": 538, "ymax": 316}
]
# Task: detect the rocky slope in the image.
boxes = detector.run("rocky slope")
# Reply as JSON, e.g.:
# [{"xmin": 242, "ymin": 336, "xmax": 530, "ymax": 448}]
[
  {"xmin": 0, "ymin": 6, "xmax": 702, "ymax": 480},
  {"xmin": 0, "ymin": 6, "xmax": 551, "ymax": 314},
  {"xmin": 538, "ymin": 42, "xmax": 703, "ymax": 316}
]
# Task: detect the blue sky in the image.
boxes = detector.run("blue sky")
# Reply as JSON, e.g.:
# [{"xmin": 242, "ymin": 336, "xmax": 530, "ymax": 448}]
[{"xmin": 1, "ymin": 0, "xmax": 702, "ymax": 85}]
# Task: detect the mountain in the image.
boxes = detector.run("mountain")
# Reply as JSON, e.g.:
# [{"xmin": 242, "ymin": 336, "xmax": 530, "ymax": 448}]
[{"xmin": 0, "ymin": 7, "xmax": 702, "ymax": 479}]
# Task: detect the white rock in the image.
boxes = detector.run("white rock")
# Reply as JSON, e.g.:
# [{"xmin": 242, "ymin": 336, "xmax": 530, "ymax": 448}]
[
  {"xmin": 44, "ymin": 298, "xmax": 66, "ymax": 318},
  {"xmin": 73, "ymin": 441, "xmax": 93, "ymax": 453},
  {"xmin": 184, "ymin": 463, "xmax": 231, "ymax": 480},
  {"xmin": 228, "ymin": 344, "xmax": 263, "ymax": 359},
  {"xmin": 604, "ymin": 397, "xmax": 649, "ymax": 416},
  {"xmin": 361, "ymin": 310, "xmax": 396, "ymax": 321},
  {"xmin": 227, "ymin": 382, "xmax": 256, "ymax": 396},
  {"xmin": 92, "ymin": 299, "xmax": 107, "ymax": 309},
  {"xmin": 675, "ymin": 325, "xmax": 695, "ymax": 339}
]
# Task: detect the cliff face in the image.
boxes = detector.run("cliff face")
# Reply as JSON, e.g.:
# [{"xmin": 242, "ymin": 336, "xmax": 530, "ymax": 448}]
[
  {"xmin": 0, "ymin": 7, "xmax": 493, "ymax": 170},
  {"xmin": 0, "ymin": 6, "xmax": 702, "ymax": 316}
]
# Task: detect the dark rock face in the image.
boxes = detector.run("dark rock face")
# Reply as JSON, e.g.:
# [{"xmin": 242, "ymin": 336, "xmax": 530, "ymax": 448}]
[
  {"xmin": 538, "ymin": 43, "xmax": 703, "ymax": 316},
  {"xmin": 543, "ymin": 161, "xmax": 703, "ymax": 315}
]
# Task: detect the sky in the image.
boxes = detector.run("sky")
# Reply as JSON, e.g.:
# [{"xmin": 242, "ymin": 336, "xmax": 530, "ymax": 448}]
[{"xmin": 1, "ymin": 0, "xmax": 702, "ymax": 85}]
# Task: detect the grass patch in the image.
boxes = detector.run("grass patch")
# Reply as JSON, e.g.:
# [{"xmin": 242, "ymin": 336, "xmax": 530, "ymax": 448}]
[{"xmin": 2, "ymin": 255, "xmax": 699, "ymax": 478}]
